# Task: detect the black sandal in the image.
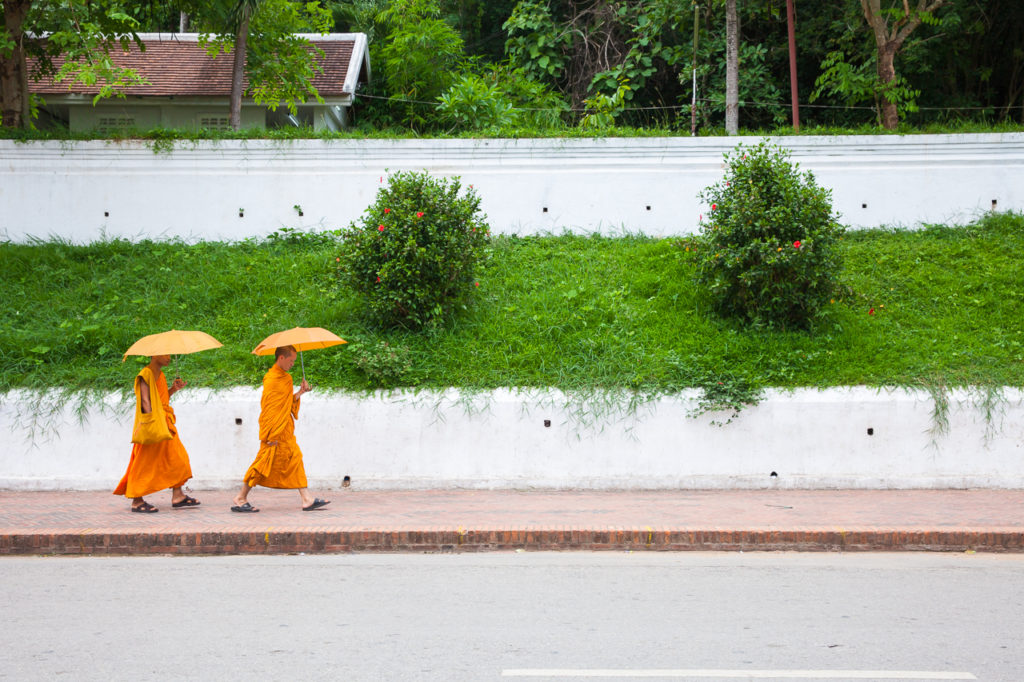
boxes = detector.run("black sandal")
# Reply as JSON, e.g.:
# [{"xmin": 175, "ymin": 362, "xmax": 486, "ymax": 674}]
[
  {"xmin": 172, "ymin": 495, "xmax": 201, "ymax": 508},
  {"xmin": 302, "ymin": 498, "xmax": 330, "ymax": 511},
  {"xmin": 131, "ymin": 501, "xmax": 158, "ymax": 513}
]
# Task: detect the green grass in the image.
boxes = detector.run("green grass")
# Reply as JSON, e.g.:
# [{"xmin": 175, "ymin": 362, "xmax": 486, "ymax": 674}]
[
  {"xmin": 3, "ymin": 119, "xmax": 1023, "ymax": 150},
  {"xmin": 2, "ymin": 212, "xmax": 1023, "ymax": 404}
]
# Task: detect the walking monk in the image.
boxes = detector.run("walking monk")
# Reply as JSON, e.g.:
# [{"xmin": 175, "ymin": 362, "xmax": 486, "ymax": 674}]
[
  {"xmin": 231, "ymin": 345, "xmax": 330, "ymax": 512},
  {"xmin": 114, "ymin": 355, "xmax": 200, "ymax": 513}
]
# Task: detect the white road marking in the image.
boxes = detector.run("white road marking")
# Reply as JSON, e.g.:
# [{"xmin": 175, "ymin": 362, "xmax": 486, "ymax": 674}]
[{"xmin": 501, "ymin": 670, "xmax": 977, "ymax": 680}]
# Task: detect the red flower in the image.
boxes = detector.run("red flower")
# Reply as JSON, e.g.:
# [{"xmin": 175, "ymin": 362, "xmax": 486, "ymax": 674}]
[
  {"xmin": 711, "ymin": 203, "xmax": 718, "ymax": 210},
  {"xmin": 416, "ymin": 212, "xmax": 424, "ymax": 218},
  {"xmin": 474, "ymin": 281, "xmax": 480, "ymax": 287},
  {"xmin": 699, "ymin": 214, "xmax": 703, "ymax": 221},
  {"xmin": 335, "ymin": 257, "xmax": 340, "ymax": 262},
  {"xmin": 726, "ymin": 182, "xmax": 731, "ymax": 187},
  {"xmin": 378, "ymin": 225, "xmax": 385, "ymax": 232},
  {"xmin": 384, "ymin": 208, "xmax": 391, "ymax": 214},
  {"xmin": 376, "ymin": 276, "xmax": 381, "ymax": 283},
  {"xmin": 793, "ymin": 240, "xmax": 801, "ymax": 249},
  {"xmin": 868, "ymin": 307, "xmax": 875, "ymax": 315}
]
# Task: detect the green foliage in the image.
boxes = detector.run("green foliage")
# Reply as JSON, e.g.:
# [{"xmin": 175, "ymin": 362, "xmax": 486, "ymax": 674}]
[
  {"xmin": 589, "ymin": 0, "xmax": 688, "ymax": 103},
  {"xmin": 580, "ymin": 79, "xmax": 632, "ymax": 130},
  {"xmin": 377, "ymin": 0, "xmax": 466, "ymax": 128},
  {"xmin": 2, "ymin": 0, "xmax": 149, "ymax": 127},
  {"xmin": 437, "ymin": 73, "xmax": 517, "ymax": 130},
  {"xmin": 336, "ymin": 170, "xmax": 491, "ymax": 329},
  {"xmin": 349, "ymin": 339, "xmax": 415, "ymax": 387},
  {"xmin": 811, "ymin": 50, "xmax": 921, "ymax": 126},
  {"xmin": 502, "ymin": 0, "xmax": 569, "ymax": 85},
  {"xmin": 686, "ymin": 28, "xmax": 786, "ymax": 129},
  {"xmin": 195, "ymin": 0, "xmax": 333, "ymax": 116},
  {"xmin": 695, "ymin": 141, "xmax": 844, "ymax": 330},
  {"xmin": 437, "ymin": 63, "xmax": 569, "ymax": 132}
]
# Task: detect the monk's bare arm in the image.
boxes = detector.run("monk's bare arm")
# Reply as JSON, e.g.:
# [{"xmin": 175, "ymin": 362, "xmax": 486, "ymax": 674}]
[
  {"xmin": 168, "ymin": 377, "xmax": 186, "ymax": 397},
  {"xmin": 139, "ymin": 378, "xmax": 151, "ymax": 414}
]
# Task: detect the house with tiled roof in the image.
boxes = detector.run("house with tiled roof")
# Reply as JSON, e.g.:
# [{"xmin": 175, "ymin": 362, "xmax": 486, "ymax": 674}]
[{"xmin": 30, "ymin": 33, "xmax": 370, "ymax": 132}]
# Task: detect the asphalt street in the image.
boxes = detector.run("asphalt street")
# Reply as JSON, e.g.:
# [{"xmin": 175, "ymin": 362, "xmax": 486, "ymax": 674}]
[{"xmin": 1, "ymin": 552, "xmax": 1021, "ymax": 681}]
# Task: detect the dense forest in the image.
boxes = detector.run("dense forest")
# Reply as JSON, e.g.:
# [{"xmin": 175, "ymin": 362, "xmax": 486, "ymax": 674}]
[{"xmin": 2, "ymin": 0, "xmax": 1023, "ymax": 133}]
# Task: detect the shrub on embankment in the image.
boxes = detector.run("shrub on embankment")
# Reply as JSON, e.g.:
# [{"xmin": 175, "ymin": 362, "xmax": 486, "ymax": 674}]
[{"xmin": 1, "ymin": 212, "xmax": 1022, "ymax": 403}]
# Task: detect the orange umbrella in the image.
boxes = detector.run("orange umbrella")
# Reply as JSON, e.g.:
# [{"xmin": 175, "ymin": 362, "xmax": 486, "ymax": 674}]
[
  {"xmin": 123, "ymin": 329, "xmax": 223, "ymax": 361},
  {"xmin": 251, "ymin": 327, "xmax": 346, "ymax": 381}
]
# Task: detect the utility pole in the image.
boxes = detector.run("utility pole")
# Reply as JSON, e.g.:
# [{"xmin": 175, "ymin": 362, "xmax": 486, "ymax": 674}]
[
  {"xmin": 786, "ymin": 0, "xmax": 799, "ymax": 131},
  {"xmin": 691, "ymin": 2, "xmax": 699, "ymax": 136}
]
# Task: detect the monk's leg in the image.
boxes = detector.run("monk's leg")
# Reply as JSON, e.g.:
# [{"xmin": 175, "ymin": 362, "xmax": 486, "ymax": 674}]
[
  {"xmin": 233, "ymin": 482, "xmax": 253, "ymax": 507},
  {"xmin": 131, "ymin": 496, "xmax": 147, "ymax": 510},
  {"xmin": 170, "ymin": 486, "xmax": 200, "ymax": 507}
]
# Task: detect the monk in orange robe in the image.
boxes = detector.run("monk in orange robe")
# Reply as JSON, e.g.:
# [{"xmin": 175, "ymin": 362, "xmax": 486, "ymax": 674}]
[
  {"xmin": 231, "ymin": 345, "xmax": 330, "ymax": 512},
  {"xmin": 114, "ymin": 355, "xmax": 200, "ymax": 513}
]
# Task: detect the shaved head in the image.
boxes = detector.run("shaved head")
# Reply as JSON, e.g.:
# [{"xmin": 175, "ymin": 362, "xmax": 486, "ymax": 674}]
[{"xmin": 275, "ymin": 345, "xmax": 297, "ymax": 360}]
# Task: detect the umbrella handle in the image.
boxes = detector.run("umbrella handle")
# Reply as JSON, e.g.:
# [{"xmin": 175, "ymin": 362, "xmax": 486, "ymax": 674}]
[{"xmin": 300, "ymin": 350, "xmax": 306, "ymax": 384}]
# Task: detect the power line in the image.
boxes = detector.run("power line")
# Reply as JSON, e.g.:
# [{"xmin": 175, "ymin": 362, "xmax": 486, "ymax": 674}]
[{"xmin": 356, "ymin": 91, "xmax": 1020, "ymax": 114}]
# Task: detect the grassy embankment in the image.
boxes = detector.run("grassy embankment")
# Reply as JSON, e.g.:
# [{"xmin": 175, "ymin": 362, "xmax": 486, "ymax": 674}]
[
  {"xmin": 2, "ymin": 213, "xmax": 1022, "ymax": 415},
  {"xmin": 2, "ymin": 120, "xmax": 1024, "ymax": 150}
]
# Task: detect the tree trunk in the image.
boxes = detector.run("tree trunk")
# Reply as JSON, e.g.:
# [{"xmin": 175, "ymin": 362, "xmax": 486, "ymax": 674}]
[
  {"xmin": 876, "ymin": 43, "xmax": 899, "ymax": 130},
  {"xmin": 860, "ymin": 0, "xmax": 945, "ymax": 130},
  {"xmin": 229, "ymin": 5, "xmax": 252, "ymax": 131},
  {"xmin": 1, "ymin": 0, "xmax": 31, "ymax": 129},
  {"xmin": 725, "ymin": 0, "xmax": 739, "ymax": 135},
  {"xmin": 179, "ymin": 12, "xmax": 189, "ymax": 33}
]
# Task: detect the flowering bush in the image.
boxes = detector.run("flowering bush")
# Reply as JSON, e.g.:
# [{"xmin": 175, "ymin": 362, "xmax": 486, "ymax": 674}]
[
  {"xmin": 337, "ymin": 171, "xmax": 490, "ymax": 329},
  {"xmin": 695, "ymin": 141, "xmax": 844, "ymax": 329}
]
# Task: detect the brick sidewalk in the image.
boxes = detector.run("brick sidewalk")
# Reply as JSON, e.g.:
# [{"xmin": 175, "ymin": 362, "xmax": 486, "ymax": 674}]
[{"xmin": 1, "ymin": 489, "xmax": 1022, "ymax": 555}]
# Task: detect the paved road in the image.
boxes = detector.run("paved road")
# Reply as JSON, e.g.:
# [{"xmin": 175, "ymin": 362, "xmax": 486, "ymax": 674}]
[{"xmin": 1, "ymin": 552, "xmax": 1021, "ymax": 681}]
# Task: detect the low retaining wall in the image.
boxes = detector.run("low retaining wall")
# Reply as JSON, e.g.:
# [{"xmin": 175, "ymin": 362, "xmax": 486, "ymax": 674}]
[
  {"xmin": 2, "ymin": 134, "xmax": 1022, "ymax": 242},
  {"xmin": 1, "ymin": 387, "xmax": 1021, "ymax": 490}
]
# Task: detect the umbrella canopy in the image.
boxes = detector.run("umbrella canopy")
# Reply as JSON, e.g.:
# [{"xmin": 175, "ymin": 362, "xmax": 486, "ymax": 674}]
[
  {"xmin": 251, "ymin": 327, "xmax": 346, "ymax": 383},
  {"xmin": 251, "ymin": 327, "xmax": 347, "ymax": 356},
  {"xmin": 123, "ymin": 329, "xmax": 223, "ymax": 361}
]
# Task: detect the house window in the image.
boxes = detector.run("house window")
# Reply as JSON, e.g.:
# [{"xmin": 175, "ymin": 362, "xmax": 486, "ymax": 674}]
[
  {"xmin": 97, "ymin": 116, "xmax": 135, "ymax": 132},
  {"xmin": 198, "ymin": 115, "xmax": 231, "ymax": 131}
]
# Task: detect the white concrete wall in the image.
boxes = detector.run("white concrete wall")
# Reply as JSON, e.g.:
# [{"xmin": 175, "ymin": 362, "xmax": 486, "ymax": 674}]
[
  {"xmin": 1, "ymin": 134, "xmax": 1021, "ymax": 242},
  {"xmin": 2, "ymin": 387, "xmax": 1021, "ymax": 491}
]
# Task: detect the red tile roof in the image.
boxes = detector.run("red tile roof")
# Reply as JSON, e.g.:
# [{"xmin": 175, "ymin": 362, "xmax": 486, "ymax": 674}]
[{"xmin": 29, "ymin": 35, "xmax": 361, "ymax": 97}]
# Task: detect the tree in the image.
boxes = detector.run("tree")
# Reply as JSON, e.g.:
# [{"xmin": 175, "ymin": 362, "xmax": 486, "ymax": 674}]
[
  {"xmin": 860, "ymin": 0, "xmax": 945, "ymax": 129},
  {"xmin": 229, "ymin": 0, "xmax": 258, "ymax": 130},
  {"xmin": 1, "ymin": 0, "xmax": 144, "ymax": 129},
  {"xmin": 192, "ymin": 0, "xmax": 332, "ymax": 130},
  {"xmin": 377, "ymin": 0, "xmax": 465, "ymax": 128},
  {"xmin": 725, "ymin": 0, "xmax": 739, "ymax": 134},
  {"xmin": 1, "ymin": 0, "xmax": 30, "ymax": 127}
]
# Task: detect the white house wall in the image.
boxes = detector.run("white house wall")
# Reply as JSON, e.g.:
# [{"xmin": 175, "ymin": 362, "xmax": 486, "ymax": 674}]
[
  {"xmin": 1, "ymin": 134, "xmax": 1021, "ymax": 242},
  {"xmin": 1, "ymin": 387, "xmax": 1022, "ymax": 491},
  {"xmin": 68, "ymin": 103, "xmax": 265, "ymax": 132}
]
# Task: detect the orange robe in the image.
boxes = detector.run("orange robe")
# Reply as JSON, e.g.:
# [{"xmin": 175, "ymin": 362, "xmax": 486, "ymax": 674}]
[
  {"xmin": 114, "ymin": 367, "xmax": 193, "ymax": 498},
  {"xmin": 243, "ymin": 364, "xmax": 308, "ymax": 489}
]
